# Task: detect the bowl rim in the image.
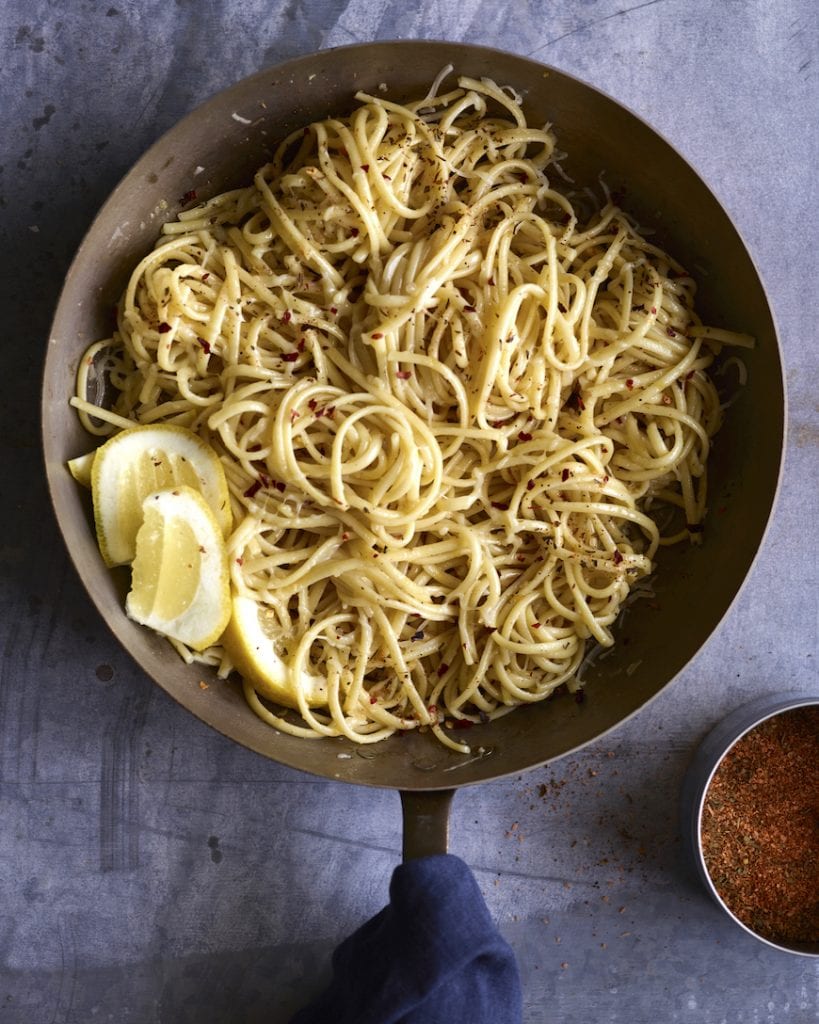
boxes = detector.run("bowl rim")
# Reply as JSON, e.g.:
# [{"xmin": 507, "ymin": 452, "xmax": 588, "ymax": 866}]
[{"xmin": 682, "ymin": 693, "xmax": 819, "ymax": 956}]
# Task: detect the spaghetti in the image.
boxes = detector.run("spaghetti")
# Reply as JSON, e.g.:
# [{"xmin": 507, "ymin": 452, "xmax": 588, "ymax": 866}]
[{"xmin": 72, "ymin": 75, "xmax": 750, "ymax": 752}]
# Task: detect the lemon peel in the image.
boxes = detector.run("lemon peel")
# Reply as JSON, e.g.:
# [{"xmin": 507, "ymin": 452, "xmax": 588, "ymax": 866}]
[{"xmin": 221, "ymin": 593, "xmax": 326, "ymax": 707}]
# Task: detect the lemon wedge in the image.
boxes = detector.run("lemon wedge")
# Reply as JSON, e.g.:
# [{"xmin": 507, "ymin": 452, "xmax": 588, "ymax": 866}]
[
  {"xmin": 221, "ymin": 593, "xmax": 326, "ymax": 707},
  {"xmin": 68, "ymin": 451, "xmax": 95, "ymax": 488},
  {"xmin": 126, "ymin": 486, "xmax": 231, "ymax": 651},
  {"xmin": 91, "ymin": 424, "xmax": 231, "ymax": 567}
]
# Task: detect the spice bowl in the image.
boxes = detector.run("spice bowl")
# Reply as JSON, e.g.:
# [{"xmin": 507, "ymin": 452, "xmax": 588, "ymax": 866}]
[{"xmin": 680, "ymin": 693, "xmax": 819, "ymax": 956}]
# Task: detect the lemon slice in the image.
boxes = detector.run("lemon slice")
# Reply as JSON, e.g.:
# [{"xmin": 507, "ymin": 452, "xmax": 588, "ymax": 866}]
[
  {"xmin": 221, "ymin": 593, "xmax": 326, "ymax": 707},
  {"xmin": 68, "ymin": 451, "xmax": 95, "ymax": 488},
  {"xmin": 126, "ymin": 486, "xmax": 231, "ymax": 651},
  {"xmin": 91, "ymin": 424, "xmax": 231, "ymax": 566}
]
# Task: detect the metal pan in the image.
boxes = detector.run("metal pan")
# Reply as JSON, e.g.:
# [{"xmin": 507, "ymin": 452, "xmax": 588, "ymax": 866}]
[{"xmin": 41, "ymin": 41, "xmax": 784, "ymax": 858}]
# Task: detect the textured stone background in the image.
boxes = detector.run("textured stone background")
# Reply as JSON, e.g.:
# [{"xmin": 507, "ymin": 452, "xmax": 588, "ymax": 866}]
[{"xmin": 1, "ymin": 1, "xmax": 817, "ymax": 1022}]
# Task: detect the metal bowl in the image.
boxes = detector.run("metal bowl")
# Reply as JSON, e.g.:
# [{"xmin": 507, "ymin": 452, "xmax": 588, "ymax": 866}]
[
  {"xmin": 680, "ymin": 694, "xmax": 819, "ymax": 956},
  {"xmin": 42, "ymin": 41, "xmax": 785, "ymax": 801}
]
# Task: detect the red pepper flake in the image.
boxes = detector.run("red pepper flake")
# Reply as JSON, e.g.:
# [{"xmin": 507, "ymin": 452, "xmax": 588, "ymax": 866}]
[
  {"xmin": 330, "ymin": 306, "xmax": 338, "ymax": 315},
  {"xmin": 686, "ymin": 370, "xmax": 695, "ymax": 381},
  {"xmin": 518, "ymin": 431, "xmax": 533, "ymax": 442},
  {"xmin": 371, "ymin": 332, "xmax": 384, "ymax": 340},
  {"xmin": 396, "ymin": 370, "xmax": 412, "ymax": 380},
  {"xmin": 350, "ymin": 227, "xmax": 359, "ymax": 237},
  {"xmin": 290, "ymin": 409, "xmax": 300, "ymax": 423},
  {"xmin": 488, "ymin": 276, "xmax": 495, "ymax": 286},
  {"xmin": 308, "ymin": 398, "xmax": 318, "ymax": 411},
  {"xmin": 297, "ymin": 338, "xmax": 306, "ymax": 351},
  {"xmin": 526, "ymin": 480, "xmax": 535, "ymax": 491},
  {"xmin": 667, "ymin": 327, "xmax": 677, "ymax": 337},
  {"xmin": 626, "ymin": 378, "xmax": 634, "ymax": 390},
  {"xmin": 281, "ymin": 310, "xmax": 292, "ymax": 323},
  {"xmin": 700, "ymin": 707, "xmax": 819, "ymax": 943},
  {"xmin": 360, "ymin": 164, "xmax": 370, "ymax": 172},
  {"xmin": 561, "ymin": 468, "xmax": 571, "ymax": 482},
  {"xmin": 341, "ymin": 531, "xmax": 350, "ymax": 541},
  {"xmin": 662, "ymin": 394, "xmax": 673, "ymax": 406},
  {"xmin": 451, "ymin": 718, "xmax": 473, "ymax": 730},
  {"xmin": 243, "ymin": 480, "xmax": 262, "ymax": 499},
  {"xmin": 464, "ymin": 304, "xmax": 476, "ymax": 313},
  {"xmin": 650, "ymin": 306, "xmax": 657, "ymax": 314},
  {"xmin": 282, "ymin": 351, "xmax": 299, "ymax": 362},
  {"xmin": 382, "ymin": 173, "xmax": 392, "ymax": 180},
  {"xmin": 613, "ymin": 550, "xmax": 624, "ymax": 565},
  {"xmin": 491, "ymin": 502, "xmax": 509, "ymax": 511},
  {"xmin": 179, "ymin": 189, "xmax": 197, "ymax": 205},
  {"xmin": 158, "ymin": 322, "xmax": 172, "ymax": 334},
  {"xmin": 369, "ymin": 695, "xmax": 377, "ymax": 704},
  {"xmin": 248, "ymin": 444, "xmax": 262, "ymax": 452},
  {"xmin": 566, "ymin": 388, "xmax": 585, "ymax": 412},
  {"xmin": 202, "ymin": 272, "xmax": 210, "ymax": 282},
  {"xmin": 274, "ymin": 480, "xmax": 286, "ymax": 493},
  {"xmin": 325, "ymin": 406, "xmax": 335, "ymax": 417},
  {"xmin": 491, "ymin": 419, "xmax": 506, "ymax": 429},
  {"xmin": 532, "ymin": 622, "xmax": 541, "ymax": 629},
  {"xmin": 437, "ymin": 663, "xmax": 449, "ymax": 677},
  {"xmin": 197, "ymin": 337, "xmax": 211, "ymax": 354},
  {"xmin": 235, "ymin": 557, "xmax": 244, "ymax": 566},
  {"xmin": 411, "ymin": 631, "xmax": 425, "ymax": 641}
]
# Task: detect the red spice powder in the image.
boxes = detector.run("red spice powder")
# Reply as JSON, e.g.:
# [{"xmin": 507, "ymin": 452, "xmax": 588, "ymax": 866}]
[{"xmin": 700, "ymin": 706, "xmax": 819, "ymax": 943}]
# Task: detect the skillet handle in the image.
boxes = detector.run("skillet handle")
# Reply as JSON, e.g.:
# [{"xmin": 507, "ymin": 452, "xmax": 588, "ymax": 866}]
[{"xmin": 400, "ymin": 789, "xmax": 455, "ymax": 861}]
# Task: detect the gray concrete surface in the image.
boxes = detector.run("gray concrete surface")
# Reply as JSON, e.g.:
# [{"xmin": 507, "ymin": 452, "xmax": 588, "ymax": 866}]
[{"xmin": 1, "ymin": 1, "xmax": 817, "ymax": 1021}]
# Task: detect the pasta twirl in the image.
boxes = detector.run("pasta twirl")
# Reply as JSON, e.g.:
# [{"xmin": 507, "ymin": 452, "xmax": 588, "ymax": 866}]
[{"xmin": 73, "ymin": 75, "xmax": 748, "ymax": 753}]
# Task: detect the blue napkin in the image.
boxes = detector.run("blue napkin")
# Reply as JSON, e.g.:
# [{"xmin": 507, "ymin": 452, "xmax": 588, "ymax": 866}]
[{"xmin": 290, "ymin": 853, "xmax": 522, "ymax": 1024}]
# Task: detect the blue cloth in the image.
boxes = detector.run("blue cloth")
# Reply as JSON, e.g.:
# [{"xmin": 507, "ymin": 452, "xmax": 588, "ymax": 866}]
[{"xmin": 290, "ymin": 854, "xmax": 522, "ymax": 1024}]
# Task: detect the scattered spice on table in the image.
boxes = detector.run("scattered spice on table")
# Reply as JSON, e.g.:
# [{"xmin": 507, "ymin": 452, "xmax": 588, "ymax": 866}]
[{"xmin": 700, "ymin": 705, "xmax": 819, "ymax": 943}]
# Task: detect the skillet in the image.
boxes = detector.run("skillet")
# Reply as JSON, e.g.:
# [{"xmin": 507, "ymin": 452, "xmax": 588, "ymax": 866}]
[{"xmin": 41, "ymin": 41, "xmax": 784, "ymax": 858}]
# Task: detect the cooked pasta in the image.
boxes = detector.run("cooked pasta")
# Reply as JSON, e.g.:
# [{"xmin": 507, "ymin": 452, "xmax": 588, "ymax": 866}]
[{"xmin": 72, "ymin": 74, "xmax": 750, "ymax": 752}]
